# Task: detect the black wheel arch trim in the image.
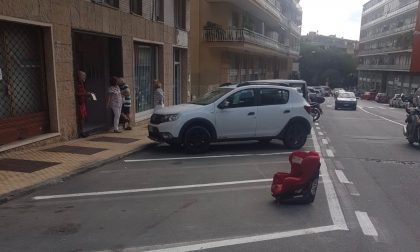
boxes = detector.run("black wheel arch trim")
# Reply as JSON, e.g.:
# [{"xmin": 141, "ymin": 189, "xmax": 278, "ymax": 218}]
[
  {"xmin": 278, "ymin": 116, "xmax": 312, "ymax": 139},
  {"xmin": 179, "ymin": 118, "xmax": 217, "ymax": 141}
]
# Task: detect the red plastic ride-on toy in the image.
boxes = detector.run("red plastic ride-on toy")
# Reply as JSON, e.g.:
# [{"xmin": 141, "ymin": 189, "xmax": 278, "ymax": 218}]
[{"xmin": 271, "ymin": 151, "xmax": 321, "ymax": 204}]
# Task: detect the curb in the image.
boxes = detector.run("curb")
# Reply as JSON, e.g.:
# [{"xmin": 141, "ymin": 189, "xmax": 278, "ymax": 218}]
[{"xmin": 0, "ymin": 142, "xmax": 157, "ymax": 204}]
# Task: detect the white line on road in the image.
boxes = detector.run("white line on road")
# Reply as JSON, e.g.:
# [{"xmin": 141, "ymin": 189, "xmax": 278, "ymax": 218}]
[
  {"xmin": 124, "ymin": 152, "xmax": 293, "ymax": 163},
  {"xmin": 355, "ymin": 211, "xmax": 378, "ymax": 237},
  {"xmin": 316, "ymin": 127, "xmax": 321, "ymax": 130},
  {"xmin": 315, "ymin": 122, "xmax": 319, "ymax": 126},
  {"xmin": 322, "ymin": 139, "xmax": 329, "ymax": 145},
  {"xmin": 97, "ymin": 225, "xmax": 341, "ymax": 252},
  {"xmin": 311, "ymin": 131, "xmax": 348, "ymax": 230},
  {"xmin": 33, "ymin": 179, "xmax": 273, "ymax": 200},
  {"xmin": 335, "ymin": 170, "xmax": 353, "ymax": 184},
  {"xmin": 358, "ymin": 107, "xmax": 405, "ymax": 126},
  {"xmin": 318, "ymin": 132, "xmax": 324, "ymax": 136},
  {"xmin": 326, "ymin": 149, "xmax": 334, "ymax": 157}
]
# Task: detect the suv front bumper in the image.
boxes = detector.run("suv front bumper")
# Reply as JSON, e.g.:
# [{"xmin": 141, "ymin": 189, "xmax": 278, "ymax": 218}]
[{"xmin": 148, "ymin": 123, "xmax": 181, "ymax": 144}]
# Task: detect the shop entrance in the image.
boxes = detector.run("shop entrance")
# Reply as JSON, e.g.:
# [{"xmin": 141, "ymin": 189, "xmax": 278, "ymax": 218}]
[{"xmin": 73, "ymin": 31, "xmax": 122, "ymax": 135}]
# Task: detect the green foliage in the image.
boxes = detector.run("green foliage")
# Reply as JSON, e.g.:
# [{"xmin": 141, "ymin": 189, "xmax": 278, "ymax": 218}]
[{"xmin": 299, "ymin": 43, "xmax": 358, "ymax": 88}]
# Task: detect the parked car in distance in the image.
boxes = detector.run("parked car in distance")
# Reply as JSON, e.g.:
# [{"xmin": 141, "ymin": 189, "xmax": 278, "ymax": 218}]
[
  {"xmin": 361, "ymin": 91, "xmax": 377, "ymax": 100},
  {"xmin": 375, "ymin": 93, "xmax": 388, "ymax": 103},
  {"xmin": 335, "ymin": 92, "xmax": 357, "ymax": 110},
  {"xmin": 148, "ymin": 84, "xmax": 313, "ymax": 153},
  {"xmin": 333, "ymin": 88, "xmax": 345, "ymax": 98}
]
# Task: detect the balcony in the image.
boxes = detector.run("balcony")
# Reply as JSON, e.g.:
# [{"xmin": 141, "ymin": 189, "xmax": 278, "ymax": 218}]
[
  {"xmin": 357, "ymin": 64, "xmax": 410, "ymax": 71},
  {"xmin": 360, "ymin": 23, "xmax": 415, "ymax": 43},
  {"xmin": 361, "ymin": 1, "xmax": 418, "ymax": 29},
  {"xmin": 289, "ymin": 21, "xmax": 301, "ymax": 35},
  {"xmin": 203, "ymin": 28, "xmax": 289, "ymax": 55},
  {"xmin": 207, "ymin": 0, "xmax": 289, "ymax": 28},
  {"xmin": 358, "ymin": 47, "xmax": 412, "ymax": 56}
]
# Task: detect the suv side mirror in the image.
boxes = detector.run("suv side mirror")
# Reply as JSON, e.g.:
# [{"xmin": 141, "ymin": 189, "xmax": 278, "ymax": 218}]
[{"xmin": 218, "ymin": 99, "xmax": 230, "ymax": 109}]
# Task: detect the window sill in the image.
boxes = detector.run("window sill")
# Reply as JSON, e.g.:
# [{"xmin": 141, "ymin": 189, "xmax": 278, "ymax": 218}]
[
  {"xmin": 0, "ymin": 133, "xmax": 61, "ymax": 153},
  {"xmin": 130, "ymin": 12, "xmax": 143, "ymax": 18},
  {"xmin": 91, "ymin": 1, "xmax": 119, "ymax": 10}
]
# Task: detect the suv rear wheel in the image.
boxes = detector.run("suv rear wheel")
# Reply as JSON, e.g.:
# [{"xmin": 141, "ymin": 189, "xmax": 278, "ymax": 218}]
[
  {"xmin": 283, "ymin": 124, "xmax": 307, "ymax": 149},
  {"xmin": 183, "ymin": 125, "xmax": 211, "ymax": 153}
]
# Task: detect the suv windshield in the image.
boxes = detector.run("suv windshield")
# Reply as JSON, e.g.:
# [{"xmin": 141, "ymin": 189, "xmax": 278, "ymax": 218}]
[
  {"xmin": 338, "ymin": 93, "xmax": 355, "ymax": 98},
  {"xmin": 190, "ymin": 88, "xmax": 233, "ymax": 105}
]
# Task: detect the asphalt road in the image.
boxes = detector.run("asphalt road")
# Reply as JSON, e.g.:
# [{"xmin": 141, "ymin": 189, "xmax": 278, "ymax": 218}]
[{"xmin": 1, "ymin": 97, "xmax": 420, "ymax": 251}]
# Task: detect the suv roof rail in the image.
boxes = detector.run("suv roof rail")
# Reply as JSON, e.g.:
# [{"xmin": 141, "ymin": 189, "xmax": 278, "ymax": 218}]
[{"xmin": 219, "ymin": 82, "xmax": 233, "ymax": 87}]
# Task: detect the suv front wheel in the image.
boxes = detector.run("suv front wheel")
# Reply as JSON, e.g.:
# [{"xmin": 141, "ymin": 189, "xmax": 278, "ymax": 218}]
[
  {"xmin": 183, "ymin": 125, "xmax": 211, "ymax": 153},
  {"xmin": 283, "ymin": 124, "xmax": 308, "ymax": 149}
]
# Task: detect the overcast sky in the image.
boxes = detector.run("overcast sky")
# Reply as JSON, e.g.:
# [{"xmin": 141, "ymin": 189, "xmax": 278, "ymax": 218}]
[{"xmin": 300, "ymin": 0, "xmax": 368, "ymax": 40}]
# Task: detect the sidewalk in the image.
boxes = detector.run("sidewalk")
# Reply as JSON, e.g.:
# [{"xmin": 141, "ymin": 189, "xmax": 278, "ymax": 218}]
[{"xmin": 0, "ymin": 122, "xmax": 154, "ymax": 202}]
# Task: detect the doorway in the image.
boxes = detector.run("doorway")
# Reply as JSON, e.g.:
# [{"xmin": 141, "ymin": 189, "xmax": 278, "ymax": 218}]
[{"xmin": 72, "ymin": 31, "xmax": 122, "ymax": 135}]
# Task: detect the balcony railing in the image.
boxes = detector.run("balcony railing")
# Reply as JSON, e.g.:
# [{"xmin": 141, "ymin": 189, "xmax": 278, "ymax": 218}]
[
  {"xmin": 203, "ymin": 28, "xmax": 289, "ymax": 54},
  {"xmin": 357, "ymin": 64, "xmax": 410, "ymax": 71},
  {"xmin": 358, "ymin": 47, "xmax": 412, "ymax": 56},
  {"xmin": 360, "ymin": 23, "xmax": 415, "ymax": 43}
]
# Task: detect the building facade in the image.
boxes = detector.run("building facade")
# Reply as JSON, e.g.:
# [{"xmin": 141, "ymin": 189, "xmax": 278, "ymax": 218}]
[
  {"xmin": 302, "ymin": 32, "xmax": 359, "ymax": 55},
  {"xmin": 0, "ymin": 0, "xmax": 190, "ymax": 149},
  {"xmin": 190, "ymin": 0, "xmax": 302, "ymax": 97},
  {"xmin": 357, "ymin": 0, "xmax": 420, "ymax": 96}
]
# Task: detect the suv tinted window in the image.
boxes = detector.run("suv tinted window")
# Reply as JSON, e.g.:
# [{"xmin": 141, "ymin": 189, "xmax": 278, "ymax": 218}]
[
  {"xmin": 260, "ymin": 88, "xmax": 289, "ymax": 106},
  {"xmin": 225, "ymin": 89, "xmax": 255, "ymax": 108}
]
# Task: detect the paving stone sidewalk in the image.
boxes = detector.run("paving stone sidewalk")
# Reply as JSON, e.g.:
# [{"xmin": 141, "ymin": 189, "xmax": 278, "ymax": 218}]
[{"xmin": 0, "ymin": 122, "xmax": 154, "ymax": 202}]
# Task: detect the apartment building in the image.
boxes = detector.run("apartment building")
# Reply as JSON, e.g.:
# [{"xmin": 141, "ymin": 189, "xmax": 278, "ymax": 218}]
[
  {"xmin": 0, "ymin": 0, "xmax": 189, "ymax": 149},
  {"xmin": 302, "ymin": 32, "xmax": 359, "ymax": 55},
  {"xmin": 357, "ymin": 0, "xmax": 420, "ymax": 96},
  {"xmin": 190, "ymin": 0, "xmax": 302, "ymax": 97}
]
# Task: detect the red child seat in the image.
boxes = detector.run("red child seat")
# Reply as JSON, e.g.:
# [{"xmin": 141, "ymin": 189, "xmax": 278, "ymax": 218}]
[{"xmin": 271, "ymin": 151, "xmax": 321, "ymax": 203}]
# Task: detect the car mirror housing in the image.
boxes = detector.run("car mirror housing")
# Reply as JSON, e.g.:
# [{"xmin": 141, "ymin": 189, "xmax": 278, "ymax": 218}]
[{"xmin": 218, "ymin": 99, "xmax": 230, "ymax": 109}]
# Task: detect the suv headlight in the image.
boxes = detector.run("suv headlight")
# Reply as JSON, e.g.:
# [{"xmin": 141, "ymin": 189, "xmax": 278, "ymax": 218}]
[{"xmin": 161, "ymin": 114, "xmax": 180, "ymax": 122}]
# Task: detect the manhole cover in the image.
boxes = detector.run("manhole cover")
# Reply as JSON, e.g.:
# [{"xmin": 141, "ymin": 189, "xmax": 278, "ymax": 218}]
[
  {"xmin": 44, "ymin": 145, "xmax": 106, "ymax": 155},
  {"xmin": 0, "ymin": 159, "xmax": 60, "ymax": 173},
  {"xmin": 89, "ymin": 137, "xmax": 139, "ymax": 144}
]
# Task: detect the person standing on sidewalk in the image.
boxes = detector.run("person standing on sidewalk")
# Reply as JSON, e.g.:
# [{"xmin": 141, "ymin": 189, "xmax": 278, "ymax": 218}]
[
  {"xmin": 153, "ymin": 79, "xmax": 164, "ymax": 111},
  {"xmin": 76, "ymin": 70, "xmax": 91, "ymax": 137},
  {"xmin": 118, "ymin": 77, "xmax": 132, "ymax": 130},
  {"xmin": 107, "ymin": 77, "xmax": 123, "ymax": 133}
]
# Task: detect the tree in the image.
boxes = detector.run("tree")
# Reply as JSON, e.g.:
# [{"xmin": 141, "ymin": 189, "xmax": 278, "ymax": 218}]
[{"xmin": 299, "ymin": 43, "xmax": 357, "ymax": 88}]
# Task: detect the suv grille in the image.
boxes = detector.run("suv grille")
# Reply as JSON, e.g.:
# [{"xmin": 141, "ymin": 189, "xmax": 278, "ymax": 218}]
[{"xmin": 150, "ymin": 114, "xmax": 163, "ymax": 124}]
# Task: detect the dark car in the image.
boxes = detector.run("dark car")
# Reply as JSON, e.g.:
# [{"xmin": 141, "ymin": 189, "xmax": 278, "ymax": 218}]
[
  {"xmin": 375, "ymin": 93, "xmax": 388, "ymax": 103},
  {"xmin": 335, "ymin": 92, "xmax": 357, "ymax": 110},
  {"xmin": 361, "ymin": 91, "xmax": 377, "ymax": 100}
]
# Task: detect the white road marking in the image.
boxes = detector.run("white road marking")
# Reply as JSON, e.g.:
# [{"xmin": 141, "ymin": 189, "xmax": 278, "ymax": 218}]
[
  {"xmin": 322, "ymin": 139, "xmax": 328, "ymax": 145},
  {"xmin": 315, "ymin": 122, "xmax": 319, "ymax": 126},
  {"xmin": 358, "ymin": 107, "xmax": 405, "ymax": 126},
  {"xmin": 318, "ymin": 132, "xmax": 324, "ymax": 136},
  {"xmin": 33, "ymin": 179, "xmax": 273, "ymax": 200},
  {"xmin": 97, "ymin": 225, "xmax": 341, "ymax": 252},
  {"xmin": 327, "ymin": 105, "xmax": 333, "ymax": 108},
  {"xmin": 124, "ymin": 152, "xmax": 293, "ymax": 163},
  {"xmin": 355, "ymin": 211, "xmax": 378, "ymax": 237},
  {"xmin": 326, "ymin": 149, "xmax": 334, "ymax": 157},
  {"xmin": 335, "ymin": 170, "xmax": 353, "ymax": 184},
  {"xmin": 368, "ymin": 107, "xmax": 375, "ymax": 109},
  {"xmin": 389, "ymin": 108, "xmax": 395, "ymax": 110},
  {"xmin": 316, "ymin": 127, "xmax": 321, "ymax": 130},
  {"xmin": 348, "ymin": 184, "xmax": 360, "ymax": 196},
  {"xmin": 311, "ymin": 131, "xmax": 348, "ymax": 230}
]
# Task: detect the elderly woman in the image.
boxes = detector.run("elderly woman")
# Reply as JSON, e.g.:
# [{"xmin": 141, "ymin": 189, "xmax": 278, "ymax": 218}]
[
  {"xmin": 153, "ymin": 79, "xmax": 164, "ymax": 110},
  {"xmin": 107, "ymin": 76, "xmax": 123, "ymax": 133}
]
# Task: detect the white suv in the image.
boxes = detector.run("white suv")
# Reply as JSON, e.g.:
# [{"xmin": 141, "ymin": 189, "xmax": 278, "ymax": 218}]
[{"xmin": 148, "ymin": 84, "xmax": 313, "ymax": 153}]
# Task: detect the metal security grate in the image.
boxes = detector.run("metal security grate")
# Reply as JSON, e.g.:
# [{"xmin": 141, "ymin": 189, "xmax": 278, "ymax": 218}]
[{"xmin": 0, "ymin": 22, "xmax": 47, "ymax": 119}]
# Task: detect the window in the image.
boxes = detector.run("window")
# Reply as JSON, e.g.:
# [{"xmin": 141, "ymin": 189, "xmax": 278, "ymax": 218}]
[
  {"xmin": 225, "ymin": 89, "xmax": 256, "ymax": 108},
  {"xmin": 175, "ymin": 0, "xmax": 186, "ymax": 29},
  {"xmin": 153, "ymin": 0, "xmax": 164, "ymax": 22},
  {"xmin": 131, "ymin": 0, "xmax": 142, "ymax": 15},
  {"xmin": 92, "ymin": 0, "xmax": 119, "ymax": 8},
  {"xmin": 259, "ymin": 89, "xmax": 289, "ymax": 106}
]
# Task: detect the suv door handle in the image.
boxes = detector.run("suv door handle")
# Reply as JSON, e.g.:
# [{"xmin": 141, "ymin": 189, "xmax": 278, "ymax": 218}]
[
  {"xmin": 248, "ymin": 112, "xmax": 255, "ymax": 116},
  {"xmin": 284, "ymin": 110, "xmax": 290, "ymax": 114}
]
